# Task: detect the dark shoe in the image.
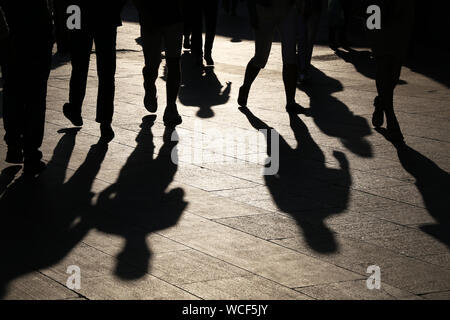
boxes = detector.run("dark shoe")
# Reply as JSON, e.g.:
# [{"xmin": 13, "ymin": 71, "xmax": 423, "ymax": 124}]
[
  {"xmin": 6, "ymin": 147, "xmax": 24, "ymax": 164},
  {"xmin": 144, "ymin": 85, "xmax": 158, "ymax": 113},
  {"xmin": 386, "ymin": 111, "xmax": 404, "ymax": 144},
  {"xmin": 23, "ymin": 160, "xmax": 47, "ymax": 177},
  {"xmin": 163, "ymin": 106, "xmax": 182, "ymax": 127},
  {"xmin": 99, "ymin": 123, "xmax": 115, "ymax": 144},
  {"xmin": 286, "ymin": 103, "xmax": 308, "ymax": 115},
  {"xmin": 204, "ymin": 54, "xmax": 214, "ymax": 66},
  {"xmin": 63, "ymin": 103, "xmax": 83, "ymax": 127},
  {"xmin": 238, "ymin": 86, "xmax": 250, "ymax": 108},
  {"xmin": 372, "ymin": 96, "xmax": 384, "ymax": 128}
]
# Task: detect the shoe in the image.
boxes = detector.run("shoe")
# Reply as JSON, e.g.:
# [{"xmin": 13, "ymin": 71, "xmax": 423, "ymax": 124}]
[
  {"xmin": 144, "ymin": 85, "xmax": 158, "ymax": 113},
  {"xmin": 286, "ymin": 103, "xmax": 307, "ymax": 115},
  {"xmin": 204, "ymin": 54, "xmax": 214, "ymax": 66},
  {"xmin": 23, "ymin": 160, "xmax": 47, "ymax": 177},
  {"xmin": 6, "ymin": 147, "xmax": 24, "ymax": 164},
  {"xmin": 372, "ymin": 96, "xmax": 384, "ymax": 128},
  {"xmin": 99, "ymin": 123, "xmax": 115, "ymax": 144},
  {"xmin": 238, "ymin": 86, "xmax": 250, "ymax": 108},
  {"xmin": 63, "ymin": 103, "xmax": 83, "ymax": 127},
  {"xmin": 385, "ymin": 111, "xmax": 404, "ymax": 144},
  {"xmin": 163, "ymin": 106, "xmax": 183, "ymax": 127}
]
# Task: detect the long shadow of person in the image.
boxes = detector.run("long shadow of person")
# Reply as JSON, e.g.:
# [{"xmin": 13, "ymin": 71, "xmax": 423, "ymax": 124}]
[
  {"xmin": 298, "ymin": 66, "xmax": 373, "ymax": 158},
  {"xmin": 0, "ymin": 128, "xmax": 108, "ymax": 298},
  {"xmin": 178, "ymin": 53, "xmax": 231, "ymax": 118},
  {"xmin": 239, "ymin": 107, "xmax": 351, "ymax": 253},
  {"xmin": 334, "ymin": 48, "xmax": 376, "ymax": 80},
  {"xmin": 377, "ymin": 128, "xmax": 450, "ymax": 246},
  {"xmin": 92, "ymin": 115, "xmax": 187, "ymax": 280}
]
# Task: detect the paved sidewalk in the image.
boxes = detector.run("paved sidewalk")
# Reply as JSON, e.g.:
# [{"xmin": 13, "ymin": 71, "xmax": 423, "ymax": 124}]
[{"xmin": 0, "ymin": 6, "xmax": 449, "ymax": 300}]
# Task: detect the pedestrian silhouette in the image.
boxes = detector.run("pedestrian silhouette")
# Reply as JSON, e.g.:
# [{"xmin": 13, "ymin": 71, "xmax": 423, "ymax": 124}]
[
  {"xmin": 133, "ymin": 0, "xmax": 184, "ymax": 127},
  {"xmin": 63, "ymin": 0, "xmax": 126, "ymax": 143},
  {"xmin": 1, "ymin": 0, "xmax": 53, "ymax": 175}
]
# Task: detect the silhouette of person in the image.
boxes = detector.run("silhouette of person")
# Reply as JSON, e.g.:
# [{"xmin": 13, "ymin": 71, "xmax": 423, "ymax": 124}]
[
  {"xmin": 367, "ymin": 0, "xmax": 415, "ymax": 144},
  {"xmin": 239, "ymin": 106, "xmax": 351, "ymax": 253},
  {"xmin": 93, "ymin": 116, "xmax": 187, "ymax": 279},
  {"xmin": 132, "ymin": 0, "xmax": 184, "ymax": 127},
  {"xmin": 179, "ymin": 53, "xmax": 231, "ymax": 118},
  {"xmin": 182, "ymin": 1, "xmax": 192, "ymax": 50},
  {"xmin": 189, "ymin": 0, "xmax": 219, "ymax": 66},
  {"xmin": 0, "ymin": 0, "xmax": 53, "ymax": 176},
  {"xmin": 238, "ymin": 0, "xmax": 301, "ymax": 113},
  {"xmin": 296, "ymin": 0, "xmax": 322, "ymax": 83},
  {"xmin": 62, "ymin": 0, "xmax": 126, "ymax": 144}
]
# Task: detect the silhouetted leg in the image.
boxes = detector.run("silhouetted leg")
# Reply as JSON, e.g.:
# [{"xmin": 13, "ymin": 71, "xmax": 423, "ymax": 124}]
[
  {"xmin": 190, "ymin": 0, "xmax": 204, "ymax": 63},
  {"xmin": 94, "ymin": 28, "xmax": 117, "ymax": 143},
  {"xmin": 2, "ymin": 49, "xmax": 24, "ymax": 163},
  {"xmin": 68, "ymin": 31, "xmax": 93, "ymax": 116},
  {"xmin": 94, "ymin": 28, "xmax": 117, "ymax": 125},
  {"xmin": 376, "ymin": 55, "xmax": 404, "ymax": 142},
  {"xmin": 141, "ymin": 21, "xmax": 162, "ymax": 113},
  {"xmin": 23, "ymin": 39, "xmax": 52, "ymax": 170},
  {"xmin": 238, "ymin": 13, "xmax": 274, "ymax": 107},
  {"xmin": 280, "ymin": 11, "xmax": 299, "ymax": 107},
  {"xmin": 203, "ymin": 0, "xmax": 218, "ymax": 65},
  {"xmin": 163, "ymin": 23, "xmax": 183, "ymax": 126}
]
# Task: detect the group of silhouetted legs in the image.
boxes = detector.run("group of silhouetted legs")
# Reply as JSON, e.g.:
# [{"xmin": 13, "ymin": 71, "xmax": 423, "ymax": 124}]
[{"xmin": 0, "ymin": 0, "xmax": 416, "ymax": 177}]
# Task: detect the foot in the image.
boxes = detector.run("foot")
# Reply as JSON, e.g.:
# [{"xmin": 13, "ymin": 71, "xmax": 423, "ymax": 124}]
[
  {"xmin": 372, "ymin": 97, "xmax": 384, "ymax": 128},
  {"xmin": 238, "ymin": 86, "xmax": 250, "ymax": 107},
  {"xmin": 23, "ymin": 160, "xmax": 47, "ymax": 177},
  {"xmin": 163, "ymin": 105, "xmax": 183, "ymax": 127},
  {"xmin": 386, "ymin": 112, "xmax": 404, "ymax": 144},
  {"xmin": 204, "ymin": 54, "xmax": 214, "ymax": 66},
  {"xmin": 99, "ymin": 123, "xmax": 115, "ymax": 144},
  {"xmin": 144, "ymin": 84, "xmax": 158, "ymax": 113},
  {"xmin": 286, "ymin": 103, "xmax": 308, "ymax": 115},
  {"xmin": 6, "ymin": 147, "xmax": 24, "ymax": 164},
  {"xmin": 63, "ymin": 103, "xmax": 83, "ymax": 127}
]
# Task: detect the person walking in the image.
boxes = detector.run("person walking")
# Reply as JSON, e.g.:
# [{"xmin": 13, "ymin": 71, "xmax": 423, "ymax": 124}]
[
  {"xmin": 238, "ymin": 0, "xmax": 301, "ymax": 112},
  {"xmin": 0, "ymin": 0, "xmax": 53, "ymax": 175},
  {"xmin": 62, "ymin": 0, "xmax": 126, "ymax": 143},
  {"xmin": 132, "ymin": 0, "xmax": 184, "ymax": 127},
  {"xmin": 190, "ymin": 0, "xmax": 219, "ymax": 66},
  {"xmin": 368, "ymin": 0, "xmax": 415, "ymax": 144}
]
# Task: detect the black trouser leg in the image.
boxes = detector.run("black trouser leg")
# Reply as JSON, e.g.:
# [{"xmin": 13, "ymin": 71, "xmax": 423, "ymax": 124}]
[
  {"xmin": 282, "ymin": 64, "xmax": 298, "ymax": 106},
  {"xmin": 69, "ymin": 31, "xmax": 93, "ymax": 114},
  {"xmin": 166, "ymin": 57, "xmax": 181, "ymax": 106},
  {"xmin": 23, "ymin": 41, "xmax": 52, "ymax": 162},
  {"xmin": 141, "ymin": 23, "xmax": 162, "ymax": 100},
  {"xmin": 203, "ymin": 0, "xmax": 218, "ymax": 57},
  {"xmin": 191, "ymin": 0, "xmax": 204, "ymax": 57},
  {"xmin": 2, "ymin": 54, "xmax": 23, "ymax": 150},
  {"xmin": 94, "ymin": 28, "xmax": 117, "ymax": 125}
]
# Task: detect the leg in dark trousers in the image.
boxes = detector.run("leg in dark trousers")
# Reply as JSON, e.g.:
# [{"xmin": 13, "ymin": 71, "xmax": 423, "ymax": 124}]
[
  {"xmin": 67, "ymin": 30, "xmax": 93, "ymax": 119},
  {"xmin": 375, "ymin": 55, "xmax": 404, "ymax": 142},
  {"xmin": 94, "ymin": 28, "xmax": 117, "ymax": 125},
  {"xmin": 191, "ymin": 0, "xmax": 218, "ymax": 65},
  {"xmin": 203, "ymin": 0, "xmax": 219, "ymax": 64}
]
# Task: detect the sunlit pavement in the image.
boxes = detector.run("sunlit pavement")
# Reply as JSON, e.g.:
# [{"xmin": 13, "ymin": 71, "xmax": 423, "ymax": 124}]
[{"xmin": 0, "ymin": 5, "xmax": 449, "ymax": 300}]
